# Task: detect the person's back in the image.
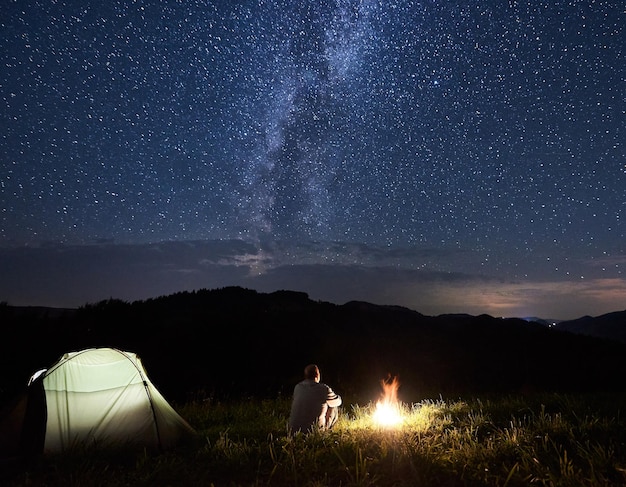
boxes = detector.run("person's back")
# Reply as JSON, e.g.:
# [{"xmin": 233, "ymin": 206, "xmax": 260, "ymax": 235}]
[{"xmin": 288, "ymin": 364, "xmax": 342, "ymax": 433}]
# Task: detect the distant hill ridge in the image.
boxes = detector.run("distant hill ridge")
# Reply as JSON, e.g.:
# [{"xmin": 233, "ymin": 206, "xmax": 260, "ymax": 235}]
[
  {"xmin": 2, "ymin": 287, "xmax": 626, "ymax": 405},
  {"xmin": 5, "ymin": 289, "xmax": 624, "ymax": 344},
  {"xmin": 555, "ymin": 310, "xmax": 626, "ymax": 344}
]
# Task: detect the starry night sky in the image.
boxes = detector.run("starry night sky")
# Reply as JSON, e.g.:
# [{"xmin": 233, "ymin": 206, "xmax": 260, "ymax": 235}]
[{"xmin": 1, "ymin": 0, "xmax": 624, "ymax": 319}]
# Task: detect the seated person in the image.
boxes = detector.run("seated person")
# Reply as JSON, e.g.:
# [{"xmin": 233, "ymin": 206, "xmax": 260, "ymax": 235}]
[{"xmin": 288, "ymin": 364, "xmax": 342, "ymax": 433}]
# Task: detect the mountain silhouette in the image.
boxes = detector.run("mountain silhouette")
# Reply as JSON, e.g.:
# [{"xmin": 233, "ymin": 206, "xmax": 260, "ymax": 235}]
[
  {"xmin": 2, "ymin": 288, "xmax": 626, "ymax": 406},
  {"xmin": 555, "ymin": 310, "xmax": 626, "ymax": 344}
]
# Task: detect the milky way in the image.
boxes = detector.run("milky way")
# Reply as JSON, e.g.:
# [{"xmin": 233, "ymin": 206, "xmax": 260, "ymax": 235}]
[{"xmin": 1, "ymin": 1, "xmax": 624, "ymax": 317}]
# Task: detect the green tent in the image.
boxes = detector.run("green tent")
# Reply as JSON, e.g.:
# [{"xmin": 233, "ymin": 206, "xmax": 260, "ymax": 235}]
[{"xmin": 0, "ymin": 348, "xmax": 195, "ymax": 456}]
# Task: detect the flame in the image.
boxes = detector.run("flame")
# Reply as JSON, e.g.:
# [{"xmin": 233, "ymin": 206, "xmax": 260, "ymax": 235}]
[{"xmin": 373, "ymin": 375, "xmax": 403, "ymax": 427}]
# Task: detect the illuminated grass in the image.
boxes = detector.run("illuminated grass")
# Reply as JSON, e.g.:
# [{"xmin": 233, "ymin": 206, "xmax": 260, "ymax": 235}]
[
  {"xmin": 345, "ymin": 399, "xmax": 445, "ymax": 432},
  {"xmin": 3, "ymin": 394, "xmax": 626, "ymax": 486}
]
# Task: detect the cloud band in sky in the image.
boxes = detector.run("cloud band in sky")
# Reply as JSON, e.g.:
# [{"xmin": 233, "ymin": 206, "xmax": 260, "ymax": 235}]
[{"xmin": 1, "ymin": 239, "xmax": 623, "ymax": 320}]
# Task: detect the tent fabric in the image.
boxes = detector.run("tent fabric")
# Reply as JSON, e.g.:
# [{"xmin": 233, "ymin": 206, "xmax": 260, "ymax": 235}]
[{"xmin": 1, "ymin": 348, "xmax": 195, "ymax": 456}]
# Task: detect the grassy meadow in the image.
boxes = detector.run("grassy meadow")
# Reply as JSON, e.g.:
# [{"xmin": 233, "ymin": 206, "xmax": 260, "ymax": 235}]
[{"xmin": 2, "ymin": 392, "xmax": 626, "ymax": 486}]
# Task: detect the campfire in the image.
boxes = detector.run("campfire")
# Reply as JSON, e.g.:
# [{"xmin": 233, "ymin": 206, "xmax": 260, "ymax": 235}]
[{"xmin": 372, "ymin": 375, "xmax": 403, "ymax": 427}]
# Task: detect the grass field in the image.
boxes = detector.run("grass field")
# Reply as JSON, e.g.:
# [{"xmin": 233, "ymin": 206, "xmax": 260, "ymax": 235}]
[{"xmin": 3, "ymin": 393, "xmax": 626, "ymax": 486}]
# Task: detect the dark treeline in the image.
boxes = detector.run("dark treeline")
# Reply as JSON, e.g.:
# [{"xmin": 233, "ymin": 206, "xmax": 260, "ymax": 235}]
[{"xmin": 2, "ymin": 287, "xmax": 626, "ymax": 406}]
